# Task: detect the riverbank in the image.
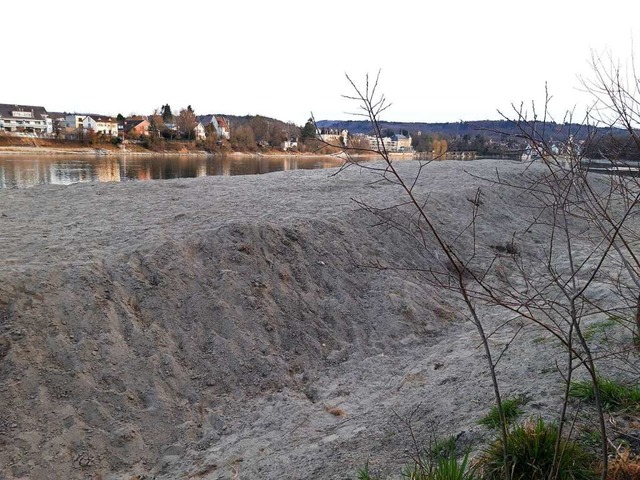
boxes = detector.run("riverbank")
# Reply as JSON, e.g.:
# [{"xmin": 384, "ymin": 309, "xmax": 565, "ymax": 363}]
[
  {"xmin": 0, "ymin": 145, "xmax": 358, "ymax": 158},
  {"xmin": 0, "ymin": 137, "xmax": 383, "ymax": 159},
  {"xmin": 1, "ymin": 159, "xmax": 635, "ymax": 479},
  {"xmin": 0, "ymin": 136, "xmax": 351, "ymax": 158}
]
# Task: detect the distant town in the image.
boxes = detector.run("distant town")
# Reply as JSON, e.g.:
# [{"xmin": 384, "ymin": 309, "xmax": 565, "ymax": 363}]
[
  {"xmin": 0, "ymin": 102, "xmax": 429, "ymax": 156},
  {"xmin": 1, "ymin": 102, "xmax": 632, "ymax": 160}
]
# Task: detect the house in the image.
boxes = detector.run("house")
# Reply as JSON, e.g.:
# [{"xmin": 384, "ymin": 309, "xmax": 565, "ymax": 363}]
[
  {"xmin": 366, "ymin": 133, "xmax": 413, "ymax": 153},
  {"xmin": 319, "ymin": 128, "xmax": 348, "ymax": 147},
  {"xmin": 0, "ymin": 104, "xmax": 51, "ymax": 135},
  {"xmin": 198, "ymin": 114, "xmax": 231, "ymax": 139},
  {"xmin": 65, "ymin": 114, "xmax": 119, "ymax": 136},
  {"xmin": 216, "ymin": 116, "xmax": 230, "ymax": 139},
  {"xmin": 122, "ymin": 119, "xmax": 150, "ymax": 136},
  {"xmin": 391, "ymin": 133, "xmax": 412, "ymax": 152},
  {"xmin": 367, "ymin": 135, "xmax": 393, "ymax": 151},
  {"xmin": 47, "ymin": 112, "xmax": 67, "ymax": 137},
  {"xmin": 85, "ymin": 115, "xmax": 118, "ymax": 136},
  {"xmin": 281, "ymin": 137, "xmax": 299, "ymax": 151},
  {"xmin": 62, "ymin": 114, "xmax": 85, "ymax": 138},
  {"xmin": 64, "ymin": 114, "xmax": 86, "ymax": 130},
  {"xmin": 193, "ymin": 122, "xmax": 206, "ymax": 140}
]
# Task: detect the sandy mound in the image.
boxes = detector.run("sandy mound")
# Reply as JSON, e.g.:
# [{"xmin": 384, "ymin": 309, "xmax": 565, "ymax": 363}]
[{"xmin": 0, "ymin": 160, "xmax": 636, "ymax": 479}]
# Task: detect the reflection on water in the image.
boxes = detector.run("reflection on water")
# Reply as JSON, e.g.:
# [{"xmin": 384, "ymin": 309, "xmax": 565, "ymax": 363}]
[{"xmin": 0, "ymin": 155, "xmax": 346, "ymax": 189}]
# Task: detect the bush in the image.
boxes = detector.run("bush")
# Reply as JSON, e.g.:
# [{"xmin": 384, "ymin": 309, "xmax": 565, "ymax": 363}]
[
  {"xmin": 477, "ymin": 418, "xmax": 597, "ymax": 480},
  {"xmin": 142, "ymin": 135, "xmax": 165, "ymax": 152}
]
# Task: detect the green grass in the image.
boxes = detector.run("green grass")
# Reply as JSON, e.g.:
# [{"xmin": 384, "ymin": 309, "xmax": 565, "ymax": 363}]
[
  {"xmin": 478, "ymin": 396, "xmax": 526, "ymax": 429},
  {"xmin": 401, "ymin": 450, "xmax": 476, "ymax": 480},
  {"xmin": 532, "ymin": 336, "xmax": 550, "ymax": 344},
  {"xmin": 569, "ymin": 376, "xmax": 640, "ymax": 412},
  {"xmin": 477, "ymin": 418, "xmax": 597, "ymax": 480},
  {"xmin": 357, "ymin": 461, "xmax": 380, "ymax": 480},
  {"xmin": 357, "ymin": 436, "xmax": 478, "ymax": 480},
  {"xmin": 583, "ymin": 317, "xmax": 618, "ymax": 341},
  {"xmin": 430, "ymin": 435, "xmax": 458, "ymax": 460},
  {"xmin": 577, "ymin": 426, "xmax": 602, "ymax": 450}
]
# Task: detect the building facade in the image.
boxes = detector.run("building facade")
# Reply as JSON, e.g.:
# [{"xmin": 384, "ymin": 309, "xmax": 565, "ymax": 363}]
[
  {"xmin": 367, "ymin": 133, "xmax": 413, "ymax": 153},
  {"xmin": 65, "ymin": 114, "xmax": 118, "ymax": 136},
  {"xmin": 0, "ymin": 104, "xmax": 51, "ymax": 135}
]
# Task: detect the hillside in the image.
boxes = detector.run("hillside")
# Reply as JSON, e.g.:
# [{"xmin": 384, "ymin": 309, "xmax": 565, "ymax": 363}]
[{"xmin": 316, "ymin": 118, "xmax": 615, "ymax": 143}]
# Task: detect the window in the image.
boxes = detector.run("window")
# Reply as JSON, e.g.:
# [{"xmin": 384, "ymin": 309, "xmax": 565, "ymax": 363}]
[{"xmin": 12, "ymin": 111, "xmax": 33, "ymax": 118}]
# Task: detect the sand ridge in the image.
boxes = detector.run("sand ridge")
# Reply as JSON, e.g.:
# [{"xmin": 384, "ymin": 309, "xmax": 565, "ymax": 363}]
[{"xmin": 0, "ymin": 159, "xmax": 635, "ymax": 479}]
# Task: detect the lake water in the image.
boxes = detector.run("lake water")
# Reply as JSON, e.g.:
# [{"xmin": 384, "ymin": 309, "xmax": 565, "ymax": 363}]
[{"xmin": 0, "ymin": 154, "xmax": 347, "ymax": 189}]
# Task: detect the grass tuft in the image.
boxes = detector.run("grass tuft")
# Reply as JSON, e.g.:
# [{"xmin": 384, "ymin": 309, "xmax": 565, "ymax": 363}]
[
  {"xmin": 402, "ymin": 450, "xmax": 476, "ymax": 480},
  {"xmin": 477, "ymin": 418, "xmax": 597, "ymax": 480},
  {"xmin": 569, "ymin": 377, "xmax": 640, "ymax": 412},
  {"xmin": 478, "ymin": 396, "xmax": 526, "ymax": 429},
  {"xmin": 357, "ymin": 460, "xmax": 380, "ymax": 480},
  {"xmin": 430, "ymin": 435, "xmax": 458, "ymax": 460},
  {"xmin": 357, "ymin": 435, "xmax": 478, "ymax": 480}
]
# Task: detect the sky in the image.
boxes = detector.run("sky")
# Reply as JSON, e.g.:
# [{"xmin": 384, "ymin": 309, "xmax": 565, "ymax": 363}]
[{"xmin": 4, "ymin": 0, "xmax": 640, "ymax": 125}]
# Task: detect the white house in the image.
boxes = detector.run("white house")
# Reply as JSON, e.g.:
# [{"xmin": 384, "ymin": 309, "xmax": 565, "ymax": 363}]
[
  {"xmin": 281, "ymin": 137, "xmax": 299, "ymax": 151},
  {"xmin": 197, "ymin": 114, "xmax": 231, "ymax": 140},
  {"xmin": 65, "ymin": 114, "xmax": 118, "ymax": 136},
  {"xmin": 319, "ymin": 128, "xmax": 348, "ymax": 147},
  {"xmin": 216, "ymin": 116, "xmax": 230, "ymax": 139},
  {"xmin": 193, "ymin": 122, "xmax": 206, "ymax": 140},
  {"xmin": 0, "ymin": 104, "xmax": 51, "ymax": 135},
  {"xmin": 85, "ymin": 115, "xmax": 118, "ymax": 136},
  {"xmin": 366, "ymin": 133, "xmax": 413, "ymax": 153},
  {"xmin": 64, "ymin": 114, "xmax": 86, "ymax": 129},
  {"xmin": 391, "ymin": 133, "xmax": 412, "ymax": 152}
]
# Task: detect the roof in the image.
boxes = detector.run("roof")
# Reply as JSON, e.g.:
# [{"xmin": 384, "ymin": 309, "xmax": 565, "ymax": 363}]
[
  {"xmin": 87, "ymin": 115, "xmax": 116, "ymax": 123},
  {"xmin": 65, "ymin": 113, "xmax": 116, "ymax": 123},
  {"xmin": 197, "ymin": 114, "xmax": 217, "ymax": 126},
  {"xmin": 0, "ymin": 103, "xmax": 49, "ymax": 120},
  {"xmin": 122, "ymin": 119, "xmax": 149, "ymax": 133}
]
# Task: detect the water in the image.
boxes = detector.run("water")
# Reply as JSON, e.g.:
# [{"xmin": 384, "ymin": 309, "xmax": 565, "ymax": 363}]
[{"xmin": 0, "ymin": 154, "xmax": 346, "ymax": 189}]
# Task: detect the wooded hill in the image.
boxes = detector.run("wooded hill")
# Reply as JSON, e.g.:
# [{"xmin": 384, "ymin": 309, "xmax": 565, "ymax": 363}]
[
  {"xmin": 315, "ymin": 118, "xmax": 640, "ymax": 158},
  {"xmin": 315, "ymin": 119, "xmax": 613, "ymax": 143}
]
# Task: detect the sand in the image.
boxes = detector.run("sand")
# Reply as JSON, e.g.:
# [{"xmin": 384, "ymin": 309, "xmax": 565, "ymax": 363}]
[{"xmin": 0, "ymin": 159, "xmax": 637, "ymax": 479}]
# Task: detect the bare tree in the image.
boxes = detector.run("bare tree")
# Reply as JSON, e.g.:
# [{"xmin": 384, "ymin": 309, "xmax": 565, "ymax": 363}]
[
  {"xmin": 176, "ymin": 105, "xmax": 198, "ymax": 140},
  {"xmin": 334, "ymin": 65, "xmax": 640, "ymax": 479},
  {"xmin": 336, "ymin": 71, "xmax": 514, "ymax": 479},
  {"xmin": 582, "ymin": 50, "xmax": 640, "ymax": 342}
]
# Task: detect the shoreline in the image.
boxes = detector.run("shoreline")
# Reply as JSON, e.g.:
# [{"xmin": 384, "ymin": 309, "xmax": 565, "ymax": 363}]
[{"xmin": 0, "ymin": 145, "xmax": 389, "ymax": 159}]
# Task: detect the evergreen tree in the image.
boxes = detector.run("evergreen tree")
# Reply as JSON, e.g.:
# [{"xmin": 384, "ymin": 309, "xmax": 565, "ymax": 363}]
[
  {"xmin": 161, "ymin": 104, "xmax": 173, "ymax": 123},
  {"xmin": 300, "ymin": 118, "xmax": 317, "ymax": 142}
]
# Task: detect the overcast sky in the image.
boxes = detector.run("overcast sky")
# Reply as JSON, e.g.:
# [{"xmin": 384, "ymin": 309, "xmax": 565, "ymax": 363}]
[{"xmin": 4, "ymin": 0, "xmax": 639, "ymax": 124}]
